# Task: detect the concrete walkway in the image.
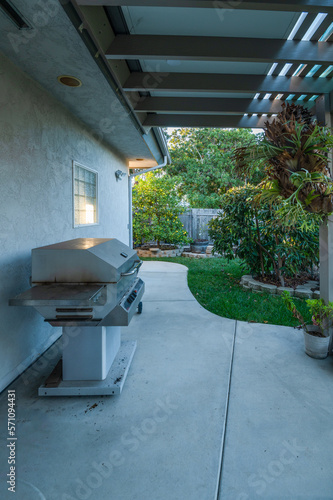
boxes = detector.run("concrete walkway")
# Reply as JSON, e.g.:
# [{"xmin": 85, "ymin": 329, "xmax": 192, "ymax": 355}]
[
  {"xmin": 221, "ymin": 321, "xmax": 333, "ymax": 500},
  {"xmin": 0, "ymin": 261, "xmax": 333, "ymax": 499}
]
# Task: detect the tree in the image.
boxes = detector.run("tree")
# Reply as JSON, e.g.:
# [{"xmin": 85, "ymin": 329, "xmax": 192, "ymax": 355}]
[
  {"xmin": 132, "ymin": 172, "xmax": 188, "ymax": 246},
  {"xmin": 165, "ymin": 127, "xmax": 264, "ymax": 208},
  {"xmin": 208, "ymin": 185, "xmax": 319, "ymax": 286}
]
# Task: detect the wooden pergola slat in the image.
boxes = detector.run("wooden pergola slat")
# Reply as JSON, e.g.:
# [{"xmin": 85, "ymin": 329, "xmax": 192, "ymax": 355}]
[
  {"xmin": 76, "ymin": 0, "xmax": 333, "ymax": 14},
  {"xmin": 143, "ymin": 113, "xmax": 277, "ymax": 128},
  {"xmin": 134, "ymin": 96, "xmax": 314, "ymax": 114},
  {"xmin": 106, "ymin": 35, "xmax": 333, "ymax": 66},
  {"xmin": 124, "ymin": 72, "xmax": 333, "ymax": 95}
]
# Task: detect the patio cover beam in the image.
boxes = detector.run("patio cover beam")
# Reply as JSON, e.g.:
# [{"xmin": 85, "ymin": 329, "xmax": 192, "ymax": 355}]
[
  {"xmin": 124, "ymin": 72, "xmax": 333, "ymax": 95},
  {"xmin": 106, "ymin": 35, "xmax": 333, "ymax": 66},
  {"xmin": 134, "ymin": 97, "xmax": 314, "ymax": 114},
  {"xmin": 143, "ymin": 114, "xmax": 275, "ymax": 128},
  {"xmin": 77, "ymin": 1, "xmax": 333, "ymax": 14}
]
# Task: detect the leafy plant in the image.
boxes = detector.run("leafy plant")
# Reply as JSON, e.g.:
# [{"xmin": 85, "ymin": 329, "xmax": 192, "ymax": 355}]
[
  {"xmin": 208, "ymin": 185, "xmax": 319, "ymax": 286},
  {"xmin": 282, "ymin": 291, "xmax": 333, "ymax": 336},
  {"xmin": 132, "ymin": 172, "xmax": 188, "ymax": 247},
  {"xmin": 233, "ymin": 103, "xmax": 333, "ymax": 224}
]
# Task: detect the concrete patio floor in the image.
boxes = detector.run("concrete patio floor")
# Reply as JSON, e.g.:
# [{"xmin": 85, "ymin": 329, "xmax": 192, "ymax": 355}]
[{"xmin": 1, "ymin": 261, "xmax": 333, "ymax": 500}]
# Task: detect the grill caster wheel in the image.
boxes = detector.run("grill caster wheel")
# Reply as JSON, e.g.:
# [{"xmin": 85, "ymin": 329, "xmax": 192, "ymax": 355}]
[{"xmin": 137, "ymin": 301, "xmax": 143, "ymax": 314}]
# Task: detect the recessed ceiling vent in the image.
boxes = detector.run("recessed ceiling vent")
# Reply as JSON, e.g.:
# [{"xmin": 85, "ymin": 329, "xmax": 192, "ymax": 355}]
[
  {"xmin": 57, "ymin": 75, "xmax": 82, "ymax": 88},
  {"xmin": 0, "ymin": 0, "xmax": 31, "ymax": 29}
]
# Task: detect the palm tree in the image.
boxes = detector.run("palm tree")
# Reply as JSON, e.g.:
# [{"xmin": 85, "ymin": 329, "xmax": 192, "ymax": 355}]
[{"xmin": 233, "ymin": 103, "xmax": 333, "ymax": 217}]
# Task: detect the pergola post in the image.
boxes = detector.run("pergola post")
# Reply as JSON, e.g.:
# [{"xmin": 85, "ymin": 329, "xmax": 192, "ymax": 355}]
[{"xmin": 316, "ymin": 95, "xmax": 333, "ymax": 352}]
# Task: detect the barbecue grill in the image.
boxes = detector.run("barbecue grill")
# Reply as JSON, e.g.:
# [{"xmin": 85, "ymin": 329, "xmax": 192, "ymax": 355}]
[{"xmin": 9, "ymin": 238, "xmax": 144, "ymax": 396}]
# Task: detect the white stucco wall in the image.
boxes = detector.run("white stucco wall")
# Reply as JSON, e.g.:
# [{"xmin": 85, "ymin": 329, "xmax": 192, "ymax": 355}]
[{"xmin": 0, "ymin": 52, "xmax": 130, "ymax": 392}]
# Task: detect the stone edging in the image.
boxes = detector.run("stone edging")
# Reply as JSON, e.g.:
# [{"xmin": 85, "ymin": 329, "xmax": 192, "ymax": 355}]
[
  {"xmin": 136, "ymin": 247, "xmax": 184, "ymax": 258},
  {"xmin": 241, "ymin": 275, "xmax": 320, "ymax": 299},
  {"xmin": 136, "ymin": 245, "xmax": 216, "ymax": 258},
  {"xmin": 182, "ymin": 252, "xmax": 214, "ymax": 259}
]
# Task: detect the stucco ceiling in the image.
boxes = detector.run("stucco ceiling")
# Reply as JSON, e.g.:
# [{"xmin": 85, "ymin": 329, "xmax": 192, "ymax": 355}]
[{"xmin": 0, "ymin": 0, "xmax": 167, "ymax": 165}]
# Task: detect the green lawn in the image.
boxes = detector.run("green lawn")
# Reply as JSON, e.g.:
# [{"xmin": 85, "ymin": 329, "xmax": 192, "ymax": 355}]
[{"xmin": 142, "ymin": 256, "xmax": 312, "ymax": 327}]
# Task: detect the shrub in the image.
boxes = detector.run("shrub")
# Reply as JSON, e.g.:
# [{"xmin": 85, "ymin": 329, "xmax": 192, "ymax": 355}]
[{"xmin": 208, "ymin": 185, "xmax": 319, "ymax": 285}]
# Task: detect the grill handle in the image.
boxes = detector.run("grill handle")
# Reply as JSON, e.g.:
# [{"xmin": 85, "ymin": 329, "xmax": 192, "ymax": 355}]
[{"xmin": 121, "ymin": 260, "xmax": 142, "ymax": 277}]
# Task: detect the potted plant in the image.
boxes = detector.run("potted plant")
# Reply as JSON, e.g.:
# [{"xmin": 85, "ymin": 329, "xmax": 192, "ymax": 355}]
[
  {"xmin": 190, "ymin": 238, "xmax": 209, "ymax": 254},
  {"xmin": 282, "ymin": 291, "xmax": 332, "ymax": 359}
]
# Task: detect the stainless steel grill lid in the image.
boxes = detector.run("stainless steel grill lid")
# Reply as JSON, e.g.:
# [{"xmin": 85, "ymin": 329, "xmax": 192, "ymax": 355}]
[{"xmin": 31, "ymin": 238, "xmax": 138, "ymax": 284}]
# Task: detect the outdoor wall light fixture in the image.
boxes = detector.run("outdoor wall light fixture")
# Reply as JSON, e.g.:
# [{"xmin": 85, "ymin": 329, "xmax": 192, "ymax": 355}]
[
  {"xmin": 115, "ymin": 170, "xmax": 126, "ymax": 181},
  {"xmin": 57, "ymin": 75, "xmax": 82, "ymax": 87}
]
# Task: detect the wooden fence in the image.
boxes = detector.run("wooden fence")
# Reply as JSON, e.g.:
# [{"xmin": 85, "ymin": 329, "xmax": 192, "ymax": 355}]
[{"xmin": 179, "ymin": 209, "xmax": 220, "ymax": 243}]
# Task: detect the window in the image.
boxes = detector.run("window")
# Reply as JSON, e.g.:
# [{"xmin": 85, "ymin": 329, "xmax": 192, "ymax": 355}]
[{"xmin": 73, "ymin": 162, "xmax": 98, "ymax": 227}]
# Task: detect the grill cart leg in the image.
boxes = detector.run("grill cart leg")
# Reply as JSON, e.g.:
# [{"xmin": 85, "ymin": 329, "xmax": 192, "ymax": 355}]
[
  {"xmin": 38, "ymin": 326, "xmax": 136, "ymax": 396},
  {"xmin": 137, "ymin": 301, "xmax": 143, "ymax": 314}
]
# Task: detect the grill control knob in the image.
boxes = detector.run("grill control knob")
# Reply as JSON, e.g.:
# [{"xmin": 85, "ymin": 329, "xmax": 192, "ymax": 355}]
[{"xmin": 126, "ymin": 290, "xmax": 138, "ymax": 306}]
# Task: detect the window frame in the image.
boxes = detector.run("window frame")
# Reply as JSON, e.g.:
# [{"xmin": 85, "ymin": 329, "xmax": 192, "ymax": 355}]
[{"xmin": 72, "ymin": 161, "xmax": 99, "ymax": 228}]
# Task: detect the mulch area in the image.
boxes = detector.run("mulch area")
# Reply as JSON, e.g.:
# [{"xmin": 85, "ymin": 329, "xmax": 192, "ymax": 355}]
[{"xmin": 255, "ymin": 274, "xmax": 319, "ymax": 290}]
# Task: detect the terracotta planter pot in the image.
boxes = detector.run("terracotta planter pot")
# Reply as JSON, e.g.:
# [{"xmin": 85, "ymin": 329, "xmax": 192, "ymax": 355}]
[{"xmin": 303, "ymin": 325, "xmax": 330, "ymax": 359}]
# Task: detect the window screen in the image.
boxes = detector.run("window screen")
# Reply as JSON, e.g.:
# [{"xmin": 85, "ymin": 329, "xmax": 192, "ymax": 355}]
[{"xmin": 73, "ymin": 162, "xmax": 98, "ymax": 227}]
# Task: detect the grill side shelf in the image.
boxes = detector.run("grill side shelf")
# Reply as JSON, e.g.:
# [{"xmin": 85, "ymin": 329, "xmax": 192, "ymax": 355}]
[{"xmin": 9, "ymin": 284, "xmax": 107, "ymax": 307}]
